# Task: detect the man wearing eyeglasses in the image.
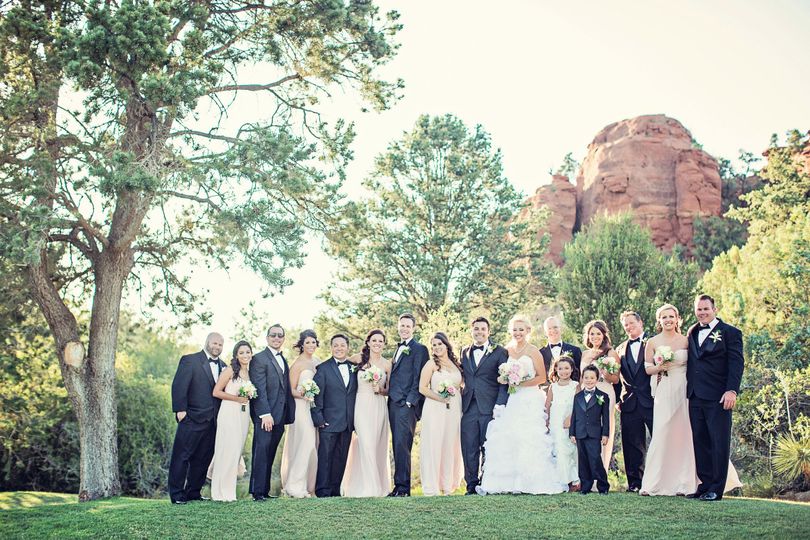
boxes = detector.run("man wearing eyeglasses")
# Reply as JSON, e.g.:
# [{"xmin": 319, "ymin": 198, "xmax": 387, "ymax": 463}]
[{"xmin": 249, "ymin": 324, "xmax": 296, "ymax": 501}]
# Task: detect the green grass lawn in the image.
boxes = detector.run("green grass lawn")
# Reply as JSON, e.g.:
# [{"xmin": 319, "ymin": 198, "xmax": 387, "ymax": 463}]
[{"xmin": 1, "ymin": 491, "xmax": 808, "ymax": 539}]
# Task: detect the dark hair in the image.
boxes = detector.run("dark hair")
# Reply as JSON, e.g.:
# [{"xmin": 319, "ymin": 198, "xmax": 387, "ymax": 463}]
[
  {"xmin": 294, "ymin": 329, "xmax": 319, "ymax": 353},
  {"xmin": 619, "ymin": 311, "xmax": 642, "ymax": 323},
  {"xmin": 267, "ymin": 324, "xmax": 285, "ymax": 337},
  {"xmin": 550, "ymin": 355, "xmax": 579, "ymax": 383},
  {"xmin": 430, "ymin": 332, "xmax": 460, "ymax": 371},
  {"xmin": 360, "ymin": 329, "xmax": 386, "ymax": 371},
  {"xmin": 583, "ymin": 320, "xmax": 612, "ymax": 354},
  {"xmin": 581, "ymin": 364, "xmax": 600, "ymax": 380},
  {"xmin": 471, "ymin": 316, "xmax": 490, "ymax": 329},
  {"xmin": 399, "ymin": 313, "xmax": 416, "ymax": 325},
  {"xmin": 231, "ymin": 340, "xmax": 253, "ymax": 381},
  {"xmin": 330, "ymin": 333, "xmax": 350, "ymax": 346},
  {"xmin": 694, "ymin": 293, "xmax": 716, "ymax": 307}
]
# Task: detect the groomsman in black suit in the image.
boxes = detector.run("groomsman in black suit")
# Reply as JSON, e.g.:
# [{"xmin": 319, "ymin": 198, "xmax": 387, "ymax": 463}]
[
  {"xmin": 249, "ymin": 324, "xmax": 296, "ymax": 501},
  {"xmin": 616, "ymin": 311, "xmax": 654, "ymax": 493},
  {"xmin": 686, "ymin": 294, "xmax": 744, "ymax": 502},
  {"xmin": 570, "ymin": 365, "xmax": 611, "ymax": 495},
  {"xmin": 460, "ymin": 316, "xmax": 509, "ymax": 495},
  {"xmin": 311, "ymin": 334, "xmax": 358, "ymax": 497},
  {"xmin": 169, "ymin": 332, "xmax": 227, "ymax": 504},
  {"xmin": 539, "ymin": 316, "xmax": 582, "ymax": 382},
  {"xmin": 387, "ymin": 313, "xmax": 429, "ymax": 496}
]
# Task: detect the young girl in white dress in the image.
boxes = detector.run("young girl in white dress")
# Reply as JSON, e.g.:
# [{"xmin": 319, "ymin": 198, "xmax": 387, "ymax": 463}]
[{"xmin": 545, "ymin": 355, "xmax": 580, "ymax": 492}]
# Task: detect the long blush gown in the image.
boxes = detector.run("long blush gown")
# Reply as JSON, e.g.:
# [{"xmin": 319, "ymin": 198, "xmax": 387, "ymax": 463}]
[
  {"xmin": 640, "ymin": 348, "xmax": 742, "ymax": 495},
  {"xmin": 209, "ymin": 377, "xmax": 250, "ymax": 501},
  {"xmin": 419, "ymin": 367, "xmax": 464, "ymax": 496},
  {"xmin": 342, "ymin": 366, "xmax": 390, "ymax": 497},
  {"xmin": 581, "ymin": 355, "xmax": 617, "ymax": 470},
  {"xmin": 281, "ymin": 369, "xmax": 318, "ymax": 498}
]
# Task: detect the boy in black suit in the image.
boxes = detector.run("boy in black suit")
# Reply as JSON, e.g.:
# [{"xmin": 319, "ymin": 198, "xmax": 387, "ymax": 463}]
[{"xmin": 570, "ymin": 365, "xmax": 610, "ymax": 495}]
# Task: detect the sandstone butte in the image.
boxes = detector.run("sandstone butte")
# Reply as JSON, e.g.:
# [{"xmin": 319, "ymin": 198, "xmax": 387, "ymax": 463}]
[{"xmin": 529, "ymin": 115, "xmax": 723, "ymax": 265}]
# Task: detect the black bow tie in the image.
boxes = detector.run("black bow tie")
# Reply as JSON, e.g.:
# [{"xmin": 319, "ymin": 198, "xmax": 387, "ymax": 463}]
[
  {"xmin": 584, "ymin": 389, "xmax": 595, "ymax": 395},
  {"xmin": 629, "ymin": 337, "xmax": 641, "ymax": 344},
  {"xmin": 549, "ymin": 343, "xmax": 562, "ymax": 349},
  {"xmin": 471, "ymin": 345, "xmax": 485, "ymax": 352},
  {"xmin": 699, "ymin": 324, "xmax": 711, "ymax": 330},
  {"xmin": 336, "ymin": 360, "xmax": 347, "ymax": 366},
  {"xmin": 208, "ymin": 357, "xmax": 218, "ymax": 364}
]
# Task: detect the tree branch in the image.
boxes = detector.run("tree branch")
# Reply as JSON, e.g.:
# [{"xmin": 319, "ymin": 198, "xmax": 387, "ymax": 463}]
[{"xmin": 207, "ymin": 74, "xmax": 301, "ymax": 94}]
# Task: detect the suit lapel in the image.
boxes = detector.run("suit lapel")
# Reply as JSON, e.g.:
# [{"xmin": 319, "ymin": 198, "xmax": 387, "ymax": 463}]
[
  {"xmin": 328, "ymin": 359, "xmax": 347, "ymax": 392},
  {"xmin": 577, "ymin": 392, "xmax": 587, "ymax": 411},
  {"xmin": 199, "ymin": 352, "xmax": 216, "ymax": 387}
]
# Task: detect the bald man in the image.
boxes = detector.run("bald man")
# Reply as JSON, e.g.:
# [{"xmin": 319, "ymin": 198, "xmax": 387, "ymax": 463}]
[
  {"xmin": 539, "ymin": 317, "xmax": 582, "ymax": 381},
  {"xmin": 169, "ymin": 332, "xmax": 227, "ymax": 504}
]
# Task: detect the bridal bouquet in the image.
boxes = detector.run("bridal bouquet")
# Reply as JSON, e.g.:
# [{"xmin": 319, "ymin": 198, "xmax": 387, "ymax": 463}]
[
  {"xmin": 653, "ymin": 345, "xmax": 674, "ymax": 377},
  {"xmin": 436, "ymin": 380, "xmax": 458, "ymax": 409},
  {"xmin": 299, "ymin": 379, "xmax": 321, "ymax": 408},
  {"xmin": 497, "ymin": 360, "xmax": 529, "ymax": 394},
  {"xmin": 238, "ymin": 382, "xmax": 258, "ymax": 412},
  {"xmin": 360, "ymin": 365, "xmax": 384, "ymax": 387},
  {"xmin": 594, "ymin": 356, "xmax": 619, "ymax": 375}
]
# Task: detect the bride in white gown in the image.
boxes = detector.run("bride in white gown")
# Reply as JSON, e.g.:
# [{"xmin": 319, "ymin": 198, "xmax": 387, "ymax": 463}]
[{"xmin": 478, "ymin": 315, "xmax": 569, "ymax": 495}]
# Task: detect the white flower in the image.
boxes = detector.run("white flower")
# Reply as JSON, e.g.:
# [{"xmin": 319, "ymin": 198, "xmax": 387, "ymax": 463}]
[{"xmin": 709, "ymin": 331, "xmax": 722, "ymax": 343}]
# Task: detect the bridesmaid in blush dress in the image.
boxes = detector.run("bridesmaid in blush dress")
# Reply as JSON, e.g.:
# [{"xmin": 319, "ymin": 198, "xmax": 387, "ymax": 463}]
[
  {"xmin": 418, "ymin": 332, "xmax": 464, "ymax": 496},
  {"xmin": 280, "ymin": 329, "xmax": 319, "ymax": 498},
  {"xmin": 209, "ymin": 340, "xmax": 253, "ymax": 501},
  {"xmin": 579, "ymin": 320, "xmax": 621, "ymax": 472},
  {"xmin": 640, "ymin": 304, "xmax": 742, "ymax": 496},
  {"xmin": 342, "ymin": 329, "xmax": 392, "ymax": 497}
]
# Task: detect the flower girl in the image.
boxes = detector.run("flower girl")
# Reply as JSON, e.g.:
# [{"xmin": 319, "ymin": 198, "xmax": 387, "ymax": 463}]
[{"xmin": 545, "ymin": 355, "xmax": 580, "ymax": 492}]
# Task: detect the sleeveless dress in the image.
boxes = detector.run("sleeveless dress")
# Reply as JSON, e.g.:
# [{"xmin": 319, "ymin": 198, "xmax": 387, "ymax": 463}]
[
  {"xmin": 280, "ymin": 368, "xmax": 318, "ymax": 498},
  {"xmin": 209, "ymin": 377, "xmax": 251, "ymax": 501},
  {"xmin": 641, "ymin": 349, "xmax": 742, "ymax": 495},
  {"xmin": 581, "ymin": 354, "xmax": 617, "ymax": 471},
  {"xmin": 342, "ymin": 364, "xmax": 391, "ymax": 497},
  {"xmin": 420, "ymin": 366, "xmax": 464, "ymax": 496},
  {"xmin": 549, "ymin": 381, "xmax": 579, "ymax": 485},
  {"xmin": 478, "ymin": 356, "xmax": 568, "ymax": 494}
]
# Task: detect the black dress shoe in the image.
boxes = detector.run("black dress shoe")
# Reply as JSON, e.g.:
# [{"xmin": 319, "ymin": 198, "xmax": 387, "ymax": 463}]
[
  {"xmin": 464, "ymin": 491, "xmax": 478, "ymax": 496},
  {"xmin": 598, "ymin": 491, "xmax": 609, "ymax": 495},
  {"xmin": 580, "ymin": 490, "xmax": 590, "ymax": 495},
  {"xmin": 685, "ymin": 492, "xmax": 703, "ymax": 499},
  {"xmin": 699, "ymin": 492, "xmax": 719, "ymax": 501},
  {"xmin": 386, "ymin": 490, "xmax": 398, "ymax": 497},
  {"xmin": 626, "ymin": 486, "xmax": 640, "ymax": 493},
  {"xmin": 186, "ymin": 496, "xmax": 210, "ymax": 502},
  {"xmin": 171, "ymin": 500, "xmax": 187, "ymax": 505},
  {"xmin": 253, "ymin": 495, "xmax": 268, "ymax": 502}
]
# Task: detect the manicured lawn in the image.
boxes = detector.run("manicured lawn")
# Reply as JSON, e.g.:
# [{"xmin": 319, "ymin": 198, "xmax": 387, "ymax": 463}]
[{"xmin": 1, "ymin": 491, "xmax": 808, "ymax": 539}]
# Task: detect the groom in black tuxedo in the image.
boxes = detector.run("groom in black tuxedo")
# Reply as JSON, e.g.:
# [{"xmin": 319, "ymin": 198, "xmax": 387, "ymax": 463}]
[
  {"xmin": 249, "ymin": 324, "xmax": 296, "ymax": 501},
  {"xmin": 686, "ymin": 294, "xmax": 744, "ymax": 502},
  {"xmin": 169, "ymin": 332, "xmax": 226, "ymax": 504},
  {"xmin": 539, "ymin": 316, "xmax": 582, "ymax": 383},
  {"xmin": 460, "ymin": 316, "xmax": 509, "ymax": 495},
  {"xmin": 616, "ymin": 311, "xmax": 654, "ymax": 493},
  {"xmin": 311, "ymin": 334, "xmax": 358, "ymax": 497},
  {"xmin": 387, "ymin": 313, "xmax": 429, "ymax": 496}
]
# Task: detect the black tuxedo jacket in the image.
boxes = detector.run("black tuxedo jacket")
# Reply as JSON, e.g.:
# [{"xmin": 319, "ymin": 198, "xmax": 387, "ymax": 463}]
[
  {"xmin": 388, "ymin": 339, "xmax": 429, "ymax": 408},
  {"xmin": 311, "ymin": 357, "xmax": 358, "ymax": 433},
  {"xmin": 539, "ymin": 342, "xmax": 582, "ymax": 380},
  {"xmin": 460, "ymin": 344, "xmax": 509, "ymax": 414},
  {"xmin": 171, "ymin": 350, "xmax": 226, "ymax": 423},
  {"xmin": 569, "ymin": 388, "xmax": 611, "ymax": 440},
  {"xmin": 686, "ymin": 319, "xmax": 744, "ymax": 401},
  {"xmin": 616, "ymin": 336, "xmax": 653, "ymax": 412},
  {"xmin": 249, "ymin": 347, "xmax": 295, "ymax": 425}
]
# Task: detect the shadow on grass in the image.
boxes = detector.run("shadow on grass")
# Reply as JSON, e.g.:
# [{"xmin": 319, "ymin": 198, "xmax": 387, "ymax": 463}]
[{"xmin": 0, "ymin": 491, "xmax": 76, "ymax": 510}]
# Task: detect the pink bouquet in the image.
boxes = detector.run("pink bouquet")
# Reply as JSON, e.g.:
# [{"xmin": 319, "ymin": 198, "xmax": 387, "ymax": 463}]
[
  {"xmin": 594, "ymin": 355, "xmax": 619, "ymax": 376},
  {"xmin": 497, "ymin": 360, "xmax": 530, "ymax": 394},
  {"xmin": 653, "ymin": 346, "xmax": 674, "ymax": 377},
  {"xmin": 360, "ymin": 365, "xmax": 384, "ymax": 386},
  {"xmin": 436, "ymin": 380, "xmax": 458, "ymax": 409}
]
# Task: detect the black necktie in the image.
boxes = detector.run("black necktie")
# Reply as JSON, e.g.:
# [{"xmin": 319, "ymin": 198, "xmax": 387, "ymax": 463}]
[{"xmin": 471, "ymin": 345, "xmax": 484, "ymax": 352}]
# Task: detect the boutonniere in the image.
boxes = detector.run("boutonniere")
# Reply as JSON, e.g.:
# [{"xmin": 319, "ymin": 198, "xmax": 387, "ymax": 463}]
[
  {"xmin": 349, "ymin": 365, "xmax": 358, "ymax": 373},
  {"xmin": 596, "ymin": 395, "xmax": 605, "ymax": 406},
  {"xmin": 485, "ymin": 343, "xmax": 496, "ymax": 355},
  {"xmin": 709, "ymin": 331, "xmax": 722, "ymax": 343},
  {"xmin": 641, "ymin": 336, "xmax": 650, "ymax": 344},
  {"xmin": 401, "ymin": 346, "xmax": 411, "ymax": 356}
]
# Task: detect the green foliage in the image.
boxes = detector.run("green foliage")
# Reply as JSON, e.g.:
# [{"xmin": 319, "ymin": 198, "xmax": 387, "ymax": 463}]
[
  {"xmin": 558, "ymin": 213, "xmax": 700, "ymax": 342},
  {"xmin": 773, "ymin": 433, "xmax": 810, "ymax": 486},
  {"xmin": 321, "ymin": 114, "xmax": 555, "ymax": 339}
]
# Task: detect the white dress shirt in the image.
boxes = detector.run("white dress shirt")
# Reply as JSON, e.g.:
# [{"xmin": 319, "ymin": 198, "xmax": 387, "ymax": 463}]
[
  {"xmin": 337, "ymin": 361, "xmax": 350, "ymax": 387},
  {"xmin": 549, "ymin": 343, "xmax": 562, "ymax": 359},
  {"xmin": 697, "ymin": 318, "xmax": 719, "ymax": 346},
  {"xmin": 270, "ymin": 348, "xmax": 285, "ymax": 372},
  {"xmin": 208, "ymin": 356, "xmax": 220, "ymax": 381},
  {"xmin": 394, "ymin": 338, "xmax": 411, "ymax": 364},
  {"xmin": 473, "ymin": 341, "xmax": 489, "ymax": 367},
  {"xmin": 628, "ymin": 334, "xmax": 644, "ymax": 363}
]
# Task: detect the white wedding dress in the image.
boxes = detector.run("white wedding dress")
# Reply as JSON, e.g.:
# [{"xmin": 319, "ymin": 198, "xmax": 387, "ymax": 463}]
[{"xmin": 477, "ymin": 355, "xmax": 569, "ymax": 495}]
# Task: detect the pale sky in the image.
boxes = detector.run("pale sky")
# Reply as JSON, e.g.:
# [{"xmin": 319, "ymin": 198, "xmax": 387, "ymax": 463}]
[{"xmin": 149, "ymin": 0, "xmax": 810, "ymax": 346}]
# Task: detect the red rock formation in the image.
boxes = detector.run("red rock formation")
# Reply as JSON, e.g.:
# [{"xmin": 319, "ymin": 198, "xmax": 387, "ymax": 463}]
[
  {"xmin": 575, "ymin": 115, "xmax": 722, "ymax": 251},
  {"xmin": 523, "ymin": 174, "xmax": 577, "ymax": 265}
]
